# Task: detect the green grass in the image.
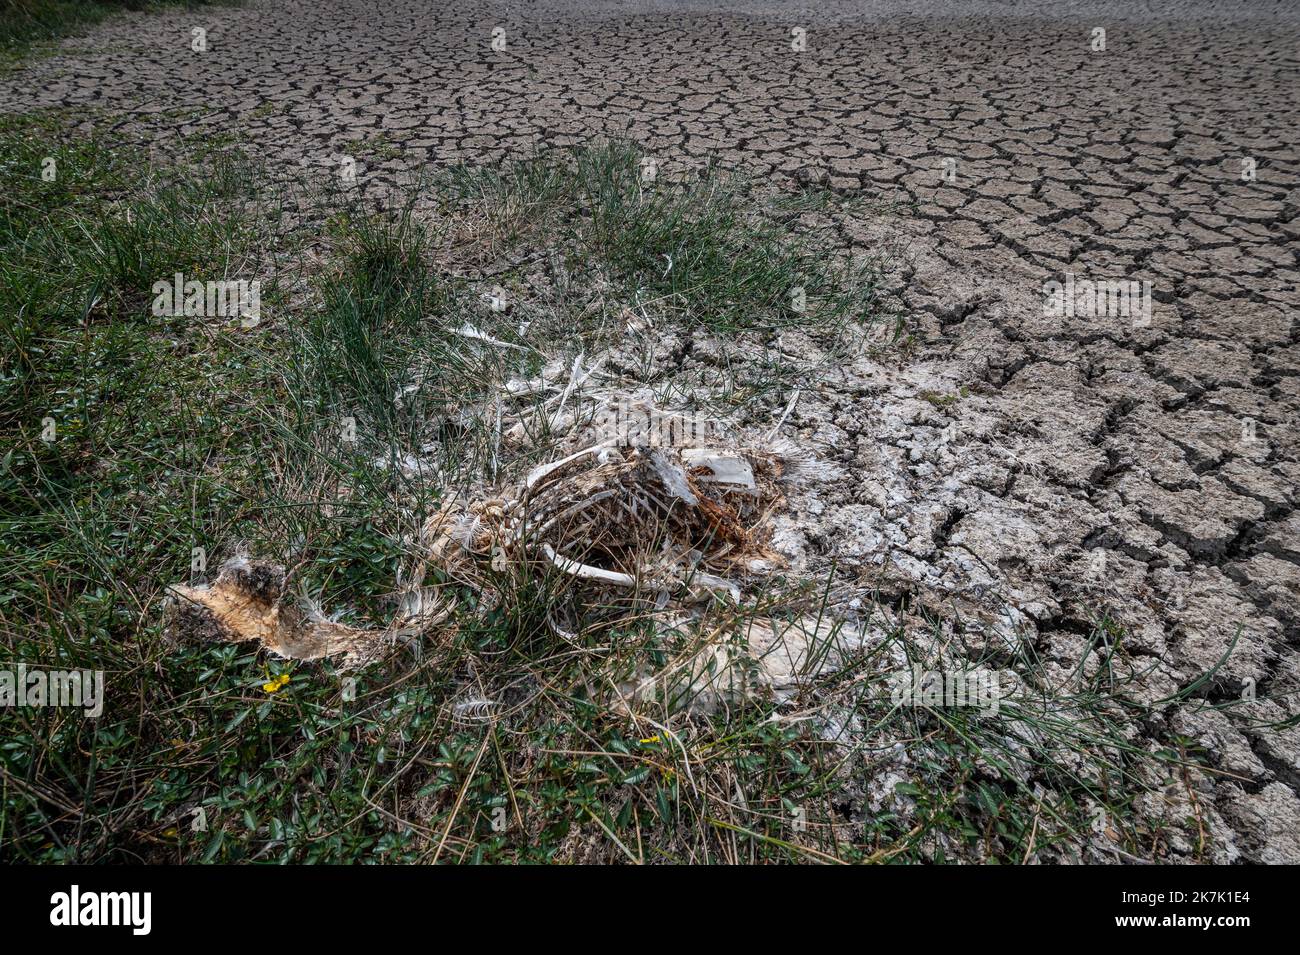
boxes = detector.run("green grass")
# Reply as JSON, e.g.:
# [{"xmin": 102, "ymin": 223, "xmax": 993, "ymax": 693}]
[
  {"xmin": 1, "ymin": 0, "xmax": 230, "ymax": 56},
  {"xmin": 0, "ymin": 111, "xmax": 447, "ymax": 861},
  {"xmin": 0, "ymin": 114, "xmax": 1237, "ymax": 864},
  {"xmin": 441, "ymin": 142, "xmax": 886, "ymax": 333}
]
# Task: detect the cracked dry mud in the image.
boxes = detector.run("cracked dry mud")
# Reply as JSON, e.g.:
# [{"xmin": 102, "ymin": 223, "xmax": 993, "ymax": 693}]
[{"xmin": 4, "ymin": 0, "xmax": 1297, "ymax": 862}]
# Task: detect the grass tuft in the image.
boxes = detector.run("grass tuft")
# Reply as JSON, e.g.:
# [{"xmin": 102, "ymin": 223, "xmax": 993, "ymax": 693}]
[{"xmin": 442, "ymin": 141, "xmax": 887, "ymax": 332}]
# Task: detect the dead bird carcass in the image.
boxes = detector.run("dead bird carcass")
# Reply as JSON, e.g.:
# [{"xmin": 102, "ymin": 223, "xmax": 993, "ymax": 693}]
[
  {"xmin": 164, "ymin": 437, "xmax": 808, "ymax": 666},
  {"xmin": 435, "ymin": 442, "xmax": 788, "ymax": 605}
]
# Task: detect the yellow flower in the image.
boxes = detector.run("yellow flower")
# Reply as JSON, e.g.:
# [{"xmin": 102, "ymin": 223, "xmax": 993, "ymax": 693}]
[
  {"xmin": 639, "ymin": 735, "xmax": 660, "ymax": 744},
  {"xmin": 262, "ymin": 672, "xmax": 290, "ymax": 694}
]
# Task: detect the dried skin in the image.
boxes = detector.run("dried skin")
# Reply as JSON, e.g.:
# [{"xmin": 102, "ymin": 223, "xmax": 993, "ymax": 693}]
[{"xmin": 168, "ymin": 559, "xmax": 392, "ymax": 667}]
